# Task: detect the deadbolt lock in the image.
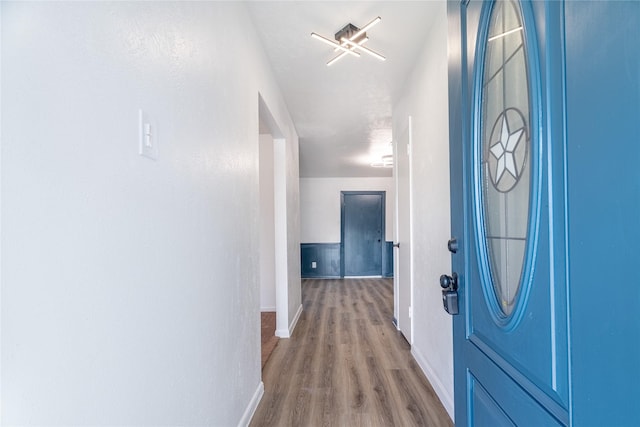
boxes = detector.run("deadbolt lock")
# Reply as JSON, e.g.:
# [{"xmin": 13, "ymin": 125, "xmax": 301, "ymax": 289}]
[{"xmin": 440, "ymin": 272, "xmax": 459, "ymax": 315}]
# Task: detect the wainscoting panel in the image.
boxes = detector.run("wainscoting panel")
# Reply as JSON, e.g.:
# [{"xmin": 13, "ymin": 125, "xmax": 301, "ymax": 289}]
[
  {"xmin": 301, "ymin": 242, "xmax": 394, "ymax": 278},
  {"xmin": 301, "ymin": 243, "xmax": 341, "ymax": 278}
]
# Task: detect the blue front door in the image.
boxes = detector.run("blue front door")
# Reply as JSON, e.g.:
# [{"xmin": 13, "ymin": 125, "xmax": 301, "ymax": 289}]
[
  {"xmin": 448, "ymin": 1, "xmax": 569, "ymax": 424},
  {"xmin": 448, "ymin": 1, "xmax": 640, "ymax": 425}
]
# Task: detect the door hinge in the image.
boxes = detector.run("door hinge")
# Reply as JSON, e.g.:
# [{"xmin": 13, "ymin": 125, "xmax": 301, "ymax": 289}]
[{"xmin": 409, "ymin": 306, "xmax": 413, "ymax": 318}]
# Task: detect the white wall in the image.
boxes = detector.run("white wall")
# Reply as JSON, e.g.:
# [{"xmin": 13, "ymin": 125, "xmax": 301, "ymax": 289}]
[
  {"xmin": 1, "ymin": 2, "xmax": 300, "ymax": 425},
  {"xmin": 392, "ymin": 1, "xmax": 454, "ymax": 419},
  {"xmin": 300, "ymin": 177, "xmax": 395, "ymax": 243},
  {"xmin": 259, "ymin": 134, "xmax": 276, "ymax": 312},
  {"xmin": 274, "ymin": 137, "xmax": 303, "ymax": 337}
]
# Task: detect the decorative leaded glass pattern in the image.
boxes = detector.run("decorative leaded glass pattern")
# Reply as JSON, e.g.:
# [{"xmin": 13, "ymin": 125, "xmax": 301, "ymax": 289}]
[{"xmin": 481, "ymin": 0, "xmax": 530, "ymax": 316}]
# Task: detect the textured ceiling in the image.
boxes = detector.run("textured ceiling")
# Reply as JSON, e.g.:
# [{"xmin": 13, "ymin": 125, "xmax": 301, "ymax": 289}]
[{"xmin": 247, "ymin": 1, "xmax": 440, "ymax": 177}]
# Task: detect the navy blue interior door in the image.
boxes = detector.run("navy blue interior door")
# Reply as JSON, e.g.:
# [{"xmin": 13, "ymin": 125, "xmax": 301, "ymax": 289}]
[
  {"xmin": 341, "ymin": 191, "xmax": 384, "ymax": 277},
  {"xmin": 448, "ymin": 1, "xmax": 569, "ymax": 424}
]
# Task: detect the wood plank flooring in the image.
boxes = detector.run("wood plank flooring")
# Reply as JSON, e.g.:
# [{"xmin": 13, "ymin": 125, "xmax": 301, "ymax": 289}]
[
  {"xmin": 250, "ymin": 278, "xmax": 453, "ymax": 427},
  {"xmin": 262, "ymin": 312, "xmax": 279, "ymax": 369}
]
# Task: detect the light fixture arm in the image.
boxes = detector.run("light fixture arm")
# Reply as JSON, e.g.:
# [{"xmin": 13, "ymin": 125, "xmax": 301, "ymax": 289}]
[
  {"xmin": 340, "ymin": 38, "xmax": 386, "ymax": 62},
  {"xmin": 348, "ymin": 16, "xmax": 381, "ymax": 43},
  {"xmin": 327, "ymin": 37, "xmax": 369, "ymax": 67},
  {"xmin": 311, "ymin": 32, "xmax": 360, "ymax": 57}
]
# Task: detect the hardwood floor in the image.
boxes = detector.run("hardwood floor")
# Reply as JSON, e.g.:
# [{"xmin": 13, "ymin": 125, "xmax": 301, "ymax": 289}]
[
  {"xmin": 251, "ymin": 278, "xmax": 453, "ymax": 427},
  {"xmin": 262, "ymin": 312, "xmax": 279, "ymax": 369}
]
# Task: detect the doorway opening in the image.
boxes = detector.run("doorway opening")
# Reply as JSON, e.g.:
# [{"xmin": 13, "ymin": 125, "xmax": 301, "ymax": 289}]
[{"xmin": 258, "ymin": 94, "xmax": 287, "ymax": 368}]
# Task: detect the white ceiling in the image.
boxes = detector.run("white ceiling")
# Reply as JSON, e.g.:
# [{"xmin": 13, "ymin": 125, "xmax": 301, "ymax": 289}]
[{"xmin": 247, "ymin": 1, "xmax": 441, "ymax": 178}]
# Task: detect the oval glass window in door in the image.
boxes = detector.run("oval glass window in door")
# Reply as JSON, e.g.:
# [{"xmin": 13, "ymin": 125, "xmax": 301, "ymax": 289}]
[{"xmin": 480, "ymin": 0, "xmax": 531, "ymax": 316}]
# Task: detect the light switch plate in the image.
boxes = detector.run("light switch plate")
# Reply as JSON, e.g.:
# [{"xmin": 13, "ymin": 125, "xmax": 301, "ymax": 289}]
[{"xmin": 139, "ymin": 109, "xmax": 158, "ymax": 160}]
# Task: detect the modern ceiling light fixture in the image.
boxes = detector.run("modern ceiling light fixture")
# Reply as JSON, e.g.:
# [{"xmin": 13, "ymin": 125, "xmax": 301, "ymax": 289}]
[{"xmin": 311, "ymin": 16, "xmax": 386, "ymax": 66}]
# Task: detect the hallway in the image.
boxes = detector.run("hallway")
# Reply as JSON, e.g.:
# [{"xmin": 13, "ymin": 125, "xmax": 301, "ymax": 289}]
[{"xmin": 251, "ymin": 278, "xmax": 452, "ymax": 426}]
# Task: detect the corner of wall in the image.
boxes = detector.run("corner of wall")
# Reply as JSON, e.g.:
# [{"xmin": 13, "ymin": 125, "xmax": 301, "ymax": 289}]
[
  {"xmin": 276, "ymin": 303, "xmax": 302, "ymax": 338},
  {"xmin": 411, "ymin": 347, "xmax": 454, "ymax": 421},
  {"xmin": 237, "ymin": 382, "xmax": 264, "ymax": 427}
]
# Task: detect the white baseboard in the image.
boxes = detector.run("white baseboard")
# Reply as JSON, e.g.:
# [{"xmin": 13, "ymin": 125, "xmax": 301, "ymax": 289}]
[
  {"xmin": 275, "ymin": 328, "xmax": 289, "ymax": 338},
  {"xmin": 275, "ymin": 303, "xmax": 303, "ymax": 338},
  {"xmin": 411, "ymin": 346, "xmax": 454, "ymax": 421},
  {"xmin": 260, "ymin": 306, "xmax": 276, "ymax": 312},
  {"xmin": 237, "ymin": 381, "xmax": 264, "ymax": 427},
  {"xmin": 289, "ymin": 303, "xmax": 303, "ymax": 334}
]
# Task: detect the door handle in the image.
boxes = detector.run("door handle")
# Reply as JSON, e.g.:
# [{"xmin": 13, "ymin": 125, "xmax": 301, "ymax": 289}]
[
  {"xmin": 440, "ymin": 272, "xmax": 459, "ymax": 315},
  {"xmin": 447, "ymin": 238, "xmax": 458, "ymax": 254},
  {"xmin": 393, "ymin": 242, "xmax": 400, "ymax": 248}
]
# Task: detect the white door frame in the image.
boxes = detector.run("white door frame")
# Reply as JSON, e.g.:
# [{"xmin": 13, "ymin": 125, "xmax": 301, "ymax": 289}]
[{"xmin": 394, "ymin": 116, "xmax": 414, "ymax": 343}]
